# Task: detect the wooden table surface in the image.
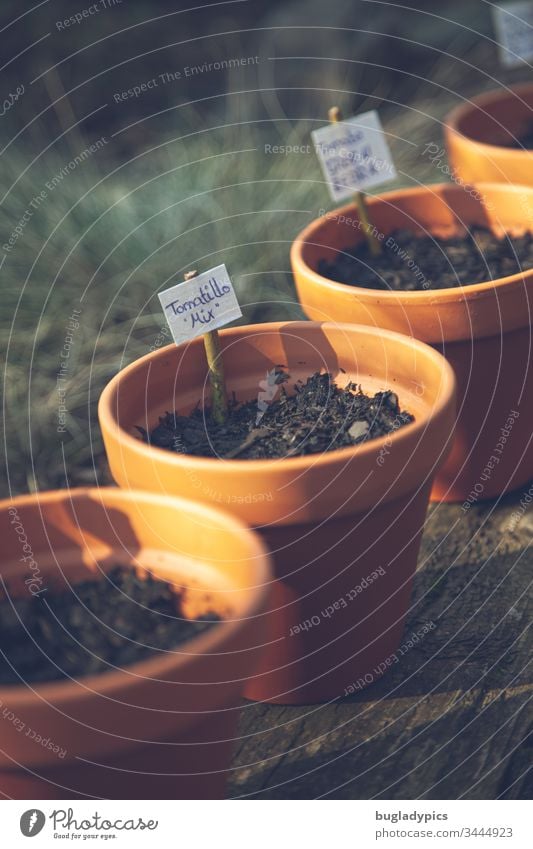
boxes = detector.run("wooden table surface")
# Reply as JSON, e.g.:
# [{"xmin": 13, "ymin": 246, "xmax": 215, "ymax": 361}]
[{"xmin": 228, "ymin": 494, "xmax": 532, "ymax": 799}]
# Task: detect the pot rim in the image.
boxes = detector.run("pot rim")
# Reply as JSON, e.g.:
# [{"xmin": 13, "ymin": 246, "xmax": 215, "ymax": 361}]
[
  {"xmin": 445, "ymin": 81, "xmax": 533, "ymax": 157},
  {"xmin": 0, "ymin": 486, "xmax": 271, "ymax": 707},
  {"xmin": 291, "ymin": 182, "xmax": 533, "ymax": 302},
  {"xmin": 98, "ymin": 320, "xmax": 456, "ymax": 474}
]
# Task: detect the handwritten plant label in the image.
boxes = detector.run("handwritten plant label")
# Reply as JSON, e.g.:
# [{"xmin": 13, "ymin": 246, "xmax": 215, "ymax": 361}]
[
  {"xmin": 312, "ymin": 110, "xmax": 397, "ymax": 202},
  {"xmin": 158, "ymin": 264, "xmax": 242, "ymax": 345},
  {"xmin": 493, "ymin": 2, "xmax": 533, "ymax": 67}
]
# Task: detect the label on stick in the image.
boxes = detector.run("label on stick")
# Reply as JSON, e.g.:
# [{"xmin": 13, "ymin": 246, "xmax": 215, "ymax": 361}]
[
  {"xmin": 493, "ymin": 2, "xmax": 533, "ymax": 67},
  {"xmin": 312, "ymin": 109, "xmax": 397, "ymax": 202},
  {"xmin": 159, "ymin": 264, "xmax": 242, "ymax": 345}
]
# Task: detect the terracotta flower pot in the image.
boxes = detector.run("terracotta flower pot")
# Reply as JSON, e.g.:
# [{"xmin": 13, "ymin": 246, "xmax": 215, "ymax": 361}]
[
  {"xmin": 445, "ymin": 83, "xmax": 533, "ymax": 186},
  {"xmin": 291, "ymin": 184, "xmax": 533, "ymax": 503},
  {"xmin": 0, "ymin": 487, "xmax": 271, "ymax": 799},
  {"xmin": 99, "ymin": 321, "xmax": 455, "ymax": 704}
]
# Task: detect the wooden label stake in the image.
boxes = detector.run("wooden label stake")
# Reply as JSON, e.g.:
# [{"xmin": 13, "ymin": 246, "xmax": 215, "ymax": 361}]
[{"xmin": 159, "ymin": 263, "xmax": 241, "ymax": 426}]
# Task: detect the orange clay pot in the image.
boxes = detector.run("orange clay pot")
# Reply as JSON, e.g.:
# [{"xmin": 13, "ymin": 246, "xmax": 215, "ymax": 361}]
[
  {"xmin": 445, "ymin": 83, "xmax": 533, "ymax": 186},
  {"xmin": 291, "ymin": 184, "xmax": 533, "ymax": 503},
  {"xmin": 99, "ymin": 322, "xmax": 455, "ymax": 704},
  {"xmin": 0, "ymin": 488, "xmax": 271, "ymax": 799}
]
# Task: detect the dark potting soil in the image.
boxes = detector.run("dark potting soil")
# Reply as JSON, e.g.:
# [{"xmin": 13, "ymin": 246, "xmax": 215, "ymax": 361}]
[
  {"xmin": 318, "ymin": 225, "xmax": 533, "ymax": 291},
  {"xmin": 145, "ymin": 371, "xmax": 414, "ymax": 460},
  {"xmin": 0, "ymin": 566, "xmax": 220, "ymax": 684}
]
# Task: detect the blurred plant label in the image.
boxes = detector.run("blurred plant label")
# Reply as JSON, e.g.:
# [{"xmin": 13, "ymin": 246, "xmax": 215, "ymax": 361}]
[
  {"xmin": 312, "ymin": 110, "xmax": 396, "ymax": 202},
  {"xmin": 159, "ymin": 264, "xmax": 242, "ymax": 345},
  {"xmin": 493, "ymin": 2, "xmax": 533, "ymax": 67}
]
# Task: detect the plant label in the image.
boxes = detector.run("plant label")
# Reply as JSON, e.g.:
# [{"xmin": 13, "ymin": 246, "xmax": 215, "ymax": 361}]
[
  {"xmin": 493, "ymin": 2, "xmax": 533, "ymax": 67},
  {"xmin": 159, "ymin": 264, "xmax": 242, "ymax": 345},
  {"xmin": 312, "ymin": 110, "xmax": 397, "ymax": 202}
]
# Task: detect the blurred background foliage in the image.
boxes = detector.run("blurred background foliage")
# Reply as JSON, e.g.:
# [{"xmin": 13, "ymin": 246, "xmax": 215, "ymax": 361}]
[{"xmin": 0, "ymin": 0, "xmax": 528, "ymax": 497}]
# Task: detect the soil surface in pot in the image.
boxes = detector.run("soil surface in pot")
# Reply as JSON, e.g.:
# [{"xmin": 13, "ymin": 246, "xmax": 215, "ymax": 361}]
[
  {"xmin": 0, "ymin": 566, "xmax": 219, "ymax": 684},
  {"xmin": 145, "ymin": 371, "xmax": 414, "ymax": 459},
  {"xmin": 318, "ymin": 225, "xmax": 533, "ymax": 290}
]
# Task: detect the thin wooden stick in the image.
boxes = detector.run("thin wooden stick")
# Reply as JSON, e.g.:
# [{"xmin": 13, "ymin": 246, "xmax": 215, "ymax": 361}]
[
  {"xmin": 43, "ymin": 67, "xmax": 87, "ymax": 164},
  {"xmin": 184, "ymin": 270, "xmax": 228, "ymax": 424},
  {"xmin": 328, "ymin": 106, "xmax": 381, "ymax": 256}
]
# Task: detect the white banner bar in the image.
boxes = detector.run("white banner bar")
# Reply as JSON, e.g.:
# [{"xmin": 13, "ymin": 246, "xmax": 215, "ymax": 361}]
[{"xmin": 0, "ymin": 799, "xmax": 529, "ymax": 847}]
